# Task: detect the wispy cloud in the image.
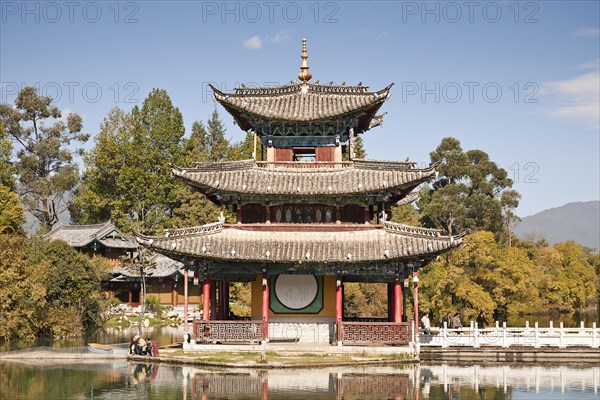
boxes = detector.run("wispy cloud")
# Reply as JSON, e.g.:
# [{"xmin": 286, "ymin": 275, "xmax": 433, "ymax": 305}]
[
  {"xmin": 242, "ymin": 36, "xmax": 262, "ymax": 50},
  {"xmin": 576, "ymin": 59, "xmax": 600, "ymax": 70},
  {"xmin": 242, "ymin": 31, "xmax": 293, "ymax": 50},
  {"xmin": 266, "ymin": 30, "xmax": 292, "ymax": 44},
  {"xmin": 574, "ymin": 28, "xmax": 600, "ymax": 37},
  {"xmin": 542, "ymin": 68, "xmax": 600, "ymax": 129}
]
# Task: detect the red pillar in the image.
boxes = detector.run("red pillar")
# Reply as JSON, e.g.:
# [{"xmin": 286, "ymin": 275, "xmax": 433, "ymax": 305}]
[
  {"xmin": 335, "ymin": 277, "xmax": 343, "ymax": 322},
  {"xmin": 262, "ymin": 275, "xmax": 269, "ymax": 341},
  {"xmin": 336, "ymin": 275, "xmax": 343, "ymax": 344},
  {"xmin": 413, "ymin": 270, "xmax": 419, "ymax": 334},
  {"xmin": 364, "ymin": 206, "xmax": 370, "ymax": 224},
  {"xmin": 335, "ymin": 206, "xmax": 341, "ymax": 225},
  {"xmin": 184, "ymin": 266, "xmax": 189, "ymax": 331},
  {"xmin": 202, "ymin": 276, "xmax": 210, "ymax": 321},
  {"xmin": 262, "ymin": 375, "xmax": 269, "ymax": 400},
  {"xmin": 265, "ymin": 205, "xmax": 271, "ymax": 224},
  {"xmin": 394, "ymin": 278, "xmax": 402, "ymax": 322}
]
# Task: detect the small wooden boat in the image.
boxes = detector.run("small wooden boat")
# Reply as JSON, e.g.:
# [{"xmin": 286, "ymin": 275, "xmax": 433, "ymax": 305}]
[{"xmin": 88, "ymin": 343, "xmax": 129, "ymax": 355}]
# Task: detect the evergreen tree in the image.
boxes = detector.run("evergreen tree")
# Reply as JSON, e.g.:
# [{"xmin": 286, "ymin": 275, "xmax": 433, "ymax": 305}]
[
  {"xmin": 172, "ymin": 112, "xmax": 237, "ymax": 227},
  {"xmin": 0, "ymin": 87, "xmax": 88, "ymax": 230},
  {"xmin": 72, "ymin": 89, "xmax": 185, "ymax": 234},
  {"xmin": 418, "ymin": 137, "xmax": 518, "ymax": 238},
  {"xmin": 206, "ymin": 110, "xmax": 230, "ymax": 161}
]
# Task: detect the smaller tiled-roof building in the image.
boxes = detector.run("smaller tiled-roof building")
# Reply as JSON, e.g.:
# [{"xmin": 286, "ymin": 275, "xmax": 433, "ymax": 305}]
[
  {"xmin": 45, "ymin": 221, "xmax": 137, "ymax": 260},
  {"xmin": 45, "ymin": 222, "xmax": 193, "ymax": 307}
]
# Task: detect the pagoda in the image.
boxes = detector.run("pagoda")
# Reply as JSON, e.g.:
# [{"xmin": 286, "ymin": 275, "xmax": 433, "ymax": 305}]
[{"xmin": 135, "ymin": 39, "xmax": 464, "ymax": 345}]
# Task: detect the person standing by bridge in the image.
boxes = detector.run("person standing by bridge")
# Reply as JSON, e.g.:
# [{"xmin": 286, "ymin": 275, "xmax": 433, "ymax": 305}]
[
  {"xmin": 421, "ymin": 312, "xmax": 431, "ymax": 334},
  {"xmin": 477, "ymin": 311, "xmax": 488, "ymax": 331},
  {"xmin": 452, "ymin": 312, "xmax": 463, "ymax": 334},
  {"xmin": 440, "ymin": 311, "xmax": 452, "ymax": 329}
]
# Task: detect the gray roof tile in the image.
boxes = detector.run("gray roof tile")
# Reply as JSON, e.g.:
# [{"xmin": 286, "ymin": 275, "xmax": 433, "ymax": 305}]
[
  {"xmin": 45, "ymin": 221, "xmax": 137, "ymax": 249},
  {"xmin": 173, "ymin": 159, "xmax": 436, "ymax": 198},
  {"xmin": 135, "ymin": 221, "xmax": 463, "ymax": 264}
]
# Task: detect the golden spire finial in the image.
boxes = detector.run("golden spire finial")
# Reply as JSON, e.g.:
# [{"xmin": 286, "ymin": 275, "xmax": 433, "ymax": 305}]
[{"xmin": 298, "ymin": 38, "xmax": 312, "ymax": 84}]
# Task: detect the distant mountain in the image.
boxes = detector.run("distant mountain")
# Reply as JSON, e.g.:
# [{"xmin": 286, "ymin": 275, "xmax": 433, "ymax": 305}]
[{"xmin": 514, "ymin": 201, "xmax": 600, "ymax": 250}]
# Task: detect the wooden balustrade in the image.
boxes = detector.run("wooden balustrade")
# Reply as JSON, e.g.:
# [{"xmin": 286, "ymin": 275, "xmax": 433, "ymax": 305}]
[
  {"xmin": 193, "ymin": 320, "xmax": 263, "ymax": 343},
  {"xmin": 339, "ymin": 321, "xmax": 412, "ymax": 345}
]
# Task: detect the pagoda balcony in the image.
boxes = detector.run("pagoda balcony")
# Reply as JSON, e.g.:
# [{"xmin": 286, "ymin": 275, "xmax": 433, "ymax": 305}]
[
  {"xmin": 223, "ymin": 223, "xmax": 385, "ymax": 232},
  {"xmin": 254, "ymin": 160, "xmax": 417, "ymax": 170},
  {"xmin": 255, "ymin": 161, "xmax": 353, "ymax": 169}
]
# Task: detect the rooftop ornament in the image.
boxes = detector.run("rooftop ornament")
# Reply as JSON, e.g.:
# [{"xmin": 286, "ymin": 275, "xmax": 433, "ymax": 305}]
[{"xmin": 298, "ymin": 38, "xmax": 312, "ymax": 84}]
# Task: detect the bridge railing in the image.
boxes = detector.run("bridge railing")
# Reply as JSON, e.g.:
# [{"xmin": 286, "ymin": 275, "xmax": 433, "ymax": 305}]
[{"xmin": 420, "ymin": 320, "xmax": 599, "ymax": 348}]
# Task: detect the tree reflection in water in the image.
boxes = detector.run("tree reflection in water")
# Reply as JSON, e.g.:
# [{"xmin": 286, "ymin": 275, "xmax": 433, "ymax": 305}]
[{"xmin": 0, "ymin": 361, "xmax": 597, "ymax": 399}]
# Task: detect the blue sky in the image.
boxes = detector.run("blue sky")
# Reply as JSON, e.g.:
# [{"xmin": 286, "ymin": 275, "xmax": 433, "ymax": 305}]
[{"xmin": 1, "ymin": 0, "xmax": 599, "ymax": 217}]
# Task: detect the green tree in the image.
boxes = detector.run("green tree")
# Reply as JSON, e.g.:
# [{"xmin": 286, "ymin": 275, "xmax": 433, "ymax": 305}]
[
  {"xmin": 0, "ymin": 126, "xmax": 24, "ymax": 234},
  {"xmin": 70, "ymin": 107, "xmax": 131, "ymax": 225},
  {"xmin": 0, "ymin": 234, "xmax": 46, "ymax": 342},
  {"xmin": 73, "ymin": 90, "xmax": 185, "ymax": 234},
  {"xmin": 181, "ymin": 121, "xmax": 210, "ymax": 164},
  {"xmin": 501, "ymin": 189, "xmax": 521, "ymax": 246},
  {"xmin": 390, "ymin": 204, "xmax": 420, "ymax": 225},
  {"xmin": 0, "ymin": 186, "xmax": 24, "ymax": 234},
  {"xmin": 29, "ymin": 238, "xmax": 110, "ymax": 336},
  {"xmin": 172, "ymin": 111, "xmax": 238, "ymax": 227},
  {"xmin": 551, "ymin": 241, "xmax": 597, "ymax": 311},
  {"xmin": 418, "ymin": 137, "xmax": 517, "ymax": 238},
  {"xmin": 229, "ymin": 131, "xmax": 265, "ymax": 161},
  {"xmin": 0, "ymin": 87, "xmax": 88, "ymax": 230},
  {"xmin": 343, "ymin": 134, "xmax": 367, "ymax": 161},
  {"xmin": 206, "ymin": 109, "xmax": 230, "ymax": 161}
]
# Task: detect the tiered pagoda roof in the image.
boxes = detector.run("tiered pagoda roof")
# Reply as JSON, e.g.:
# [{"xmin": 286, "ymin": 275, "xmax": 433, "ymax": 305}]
[
  {"xmin": 211, "ymin": 82, "xmax": 392, "ymax": 134},
  {"xmin": 136, "ymin": 39, "xmax": 464, "ymax": 276},
  {"xmin": 135, "ymin": 221, "xmax": 464, "ymax": 265},
  {"xmin": 212, "ymin": 38, "xmax": 392, "ymax": 139},
  {"xmin": 173, "ymin": 159, "xmax": 436, "ymax": 203}
]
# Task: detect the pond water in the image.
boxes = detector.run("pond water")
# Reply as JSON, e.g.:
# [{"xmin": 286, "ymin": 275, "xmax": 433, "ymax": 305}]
[
  {"xmin": 2, "ymin": 308, "xmax": 597, "ymax": 352},
  {"xmin": 0, "ymin": 326, "xmax": 184, "ymax": 353},
  {"xmin": 0, "ymin": 360, "xmax": 597, "ymax": 399}
]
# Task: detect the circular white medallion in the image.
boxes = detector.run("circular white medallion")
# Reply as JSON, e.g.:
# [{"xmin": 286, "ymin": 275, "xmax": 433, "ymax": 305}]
[{"xmin": 274, "ymin": 275, "xmax": 318, "ymax": 310}]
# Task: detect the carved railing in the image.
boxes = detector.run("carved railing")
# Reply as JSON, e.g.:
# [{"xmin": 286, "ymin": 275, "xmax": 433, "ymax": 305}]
[
  {"xmin": 193, "ymin": 320, "xmax": 262, "ymax": 343},
  {"xmin": 344, "ymin": 317, "xmax": 390, "ymax": 323},
  {"xmin": 255, "ymin": 161, "xmax": 353, "ymax": 169},
  {"xmin": 164, "ymin": 222, "xmax": 222, "ymax": 237},
  {"xmin": 383, "ymin": 221, "xmax": 444, "ymax": 237},
  {"xmin": 339, "ymin": 322, "xmax": 412, "ymax": 345}
]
